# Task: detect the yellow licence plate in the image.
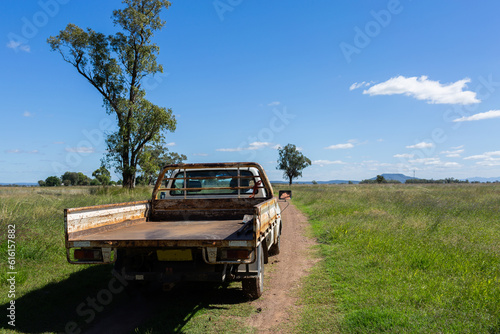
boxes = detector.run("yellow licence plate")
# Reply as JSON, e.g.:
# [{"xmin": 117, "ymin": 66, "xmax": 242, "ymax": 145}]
[{"xmin": 157, "ymin": 249, "xmax": 193, "ymax": 261}]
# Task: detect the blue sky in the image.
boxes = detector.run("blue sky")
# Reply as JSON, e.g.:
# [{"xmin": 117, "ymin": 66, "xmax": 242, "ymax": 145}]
[{"xmin": 2, "ymin": 0, "xmax": 500, "ymax": 183}]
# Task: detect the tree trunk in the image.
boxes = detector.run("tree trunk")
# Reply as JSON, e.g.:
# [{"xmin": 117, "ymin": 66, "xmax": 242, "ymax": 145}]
[
  {"xmin": 288, "ymin": 176, "xmax": 292, "ymax": 186},
  {"xmin": 122, "ymin": 169, "xmax": 135, "ymax": 189},
  {"xmin": 121, "ymin": 145, "xmax": 135, "ymax": 189}
]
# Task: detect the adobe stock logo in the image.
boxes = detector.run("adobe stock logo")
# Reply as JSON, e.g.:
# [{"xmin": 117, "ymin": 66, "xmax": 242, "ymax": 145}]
[
  {"xmin": 213, "ymin": 0, "xmax": 244, "ymax": 21},
  {"xmin": 339, "ymin": 0, "xmax": 404, "ymax": 64},
  {"xmin": 7, "ymin": 0, "xmax": 70, "ymax": 53}
]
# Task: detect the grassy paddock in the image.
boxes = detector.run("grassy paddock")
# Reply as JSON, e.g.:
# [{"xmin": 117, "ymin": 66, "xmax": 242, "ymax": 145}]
[
  {"xmin": 282, "ymin": 183, "xmax": 500, "ymax": 333},
  {"xmin": 0, "ymin": 186, "xmax": 260, "ymax": 333},
  {"xmin": 0, "ymin": 186, "xmax": 152, "ymax": 332}
]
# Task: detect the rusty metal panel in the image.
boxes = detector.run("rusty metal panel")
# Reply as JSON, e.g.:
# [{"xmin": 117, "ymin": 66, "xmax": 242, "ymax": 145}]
[
  {"xmin": 151, "ymin": 197, "xmax": 262, "ymax": 221},
  {"xmin": 66, "ymin": 201, "xmax": 150, "ymax": 241},
  {"xmin": 68, "ymin": 239, "xmax": 255, "ymax": 248},
  {"xmin": 65, "ymin": 200, "xmax": 149, "ymax": 213},
  {"xmin": 74, "ymin": 219, "xmax": 251, "ymax": 241},
  {"xmin": 152, "ymin": 198, "xmax": 262, "ymax": 211},
  {"xmin": 68, "ymin": 217, "xmax": 147, "ymax": 240}
]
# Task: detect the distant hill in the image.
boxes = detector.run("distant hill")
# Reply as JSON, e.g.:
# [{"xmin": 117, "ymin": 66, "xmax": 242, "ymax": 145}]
[{"xmin": 369, "ymin": 173, "xmax": 417, "ymax": 183}]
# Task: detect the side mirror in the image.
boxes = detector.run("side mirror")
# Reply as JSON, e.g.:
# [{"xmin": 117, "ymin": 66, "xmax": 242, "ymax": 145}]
[{"xmin": 278, "ymin": 190, "xmax": 292, "ymax": 201}]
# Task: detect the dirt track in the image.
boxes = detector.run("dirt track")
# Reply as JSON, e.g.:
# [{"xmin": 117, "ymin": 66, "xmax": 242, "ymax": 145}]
[{"xmin": 245, "ymin": 201, "xmax": 317, "ymax": 333}]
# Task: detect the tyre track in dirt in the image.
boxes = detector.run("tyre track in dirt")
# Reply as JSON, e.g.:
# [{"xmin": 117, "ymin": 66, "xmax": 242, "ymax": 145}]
[{"xmin": 245, "ymin": 201, "xmax": 318, "ymax": 333}]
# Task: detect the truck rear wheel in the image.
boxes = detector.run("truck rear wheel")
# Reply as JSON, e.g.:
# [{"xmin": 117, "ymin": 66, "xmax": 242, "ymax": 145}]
[
  {"xmin": 242, "ymin": 244, "xmax": 264, "ymax": 299},
  {"xmin": 268, "ymin": 224, "xmax": 281, "ymax": 256}
]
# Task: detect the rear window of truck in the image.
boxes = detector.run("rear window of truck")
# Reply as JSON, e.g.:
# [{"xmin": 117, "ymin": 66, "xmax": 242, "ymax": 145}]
[{"xmin": 158, "ymin": 170, "xmax": 256, "ymax": 197}]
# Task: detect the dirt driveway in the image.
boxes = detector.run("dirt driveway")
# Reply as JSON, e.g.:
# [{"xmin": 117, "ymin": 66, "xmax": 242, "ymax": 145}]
[{"xmin": 245, "ymin": 201, "xmax": 317, "ymax": 333}]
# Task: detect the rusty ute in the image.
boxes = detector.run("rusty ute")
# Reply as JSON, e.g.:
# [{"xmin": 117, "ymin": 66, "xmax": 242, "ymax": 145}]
[{"xmin": 64, "ymin": 162, "xmax": 283, "ymax": 299}]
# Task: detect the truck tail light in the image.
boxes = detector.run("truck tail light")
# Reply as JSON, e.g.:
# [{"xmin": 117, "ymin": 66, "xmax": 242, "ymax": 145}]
[
  {"xmin": 222, "ymin": 249, "xmax": 250, "ymax": 260},
  {"xmin": 74, "ymin": 248, "xmax": 103, "ymax": 261}
]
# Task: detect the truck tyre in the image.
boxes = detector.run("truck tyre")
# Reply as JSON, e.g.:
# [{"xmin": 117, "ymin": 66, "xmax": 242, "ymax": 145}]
[
  {"xmin": 242, "ymin": 244, "xmax": 264, "ymax": 299},
  {"xmin": 268, "ymin": 224, "xmax": 281, "ymax": 256}
]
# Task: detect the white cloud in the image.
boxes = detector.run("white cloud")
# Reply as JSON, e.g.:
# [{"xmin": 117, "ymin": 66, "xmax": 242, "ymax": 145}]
[
  {"xmin": 408, "ymin": 157, "xmax": 461, "ymax": 168},
  {"xmin": 267, "ymin": 101, "xmax": 280, "ymax": 106},
  {"xmin": 451, "ymin": 145, "xmax": 464, "ymax": 150},
  {"xmin": 6, "ymin": 40, "xmax": 30, "ymax": 52},
  {"xmin": 441, "ymin": 162, "xmax": 461, "ymax": 168},
  {"xmin": 65, "ymin": 147, "xmax": 95, "ymax": 154},
  {"xmin": 325, "ymin": 143, "xmax": 354, "ymax": 150},
  {"xmin": 313, "ymin": 160, "xmax": 345, "ymax": 167},
  {"xmin": 248, "ymin": 142, "xmax": 272, "ymax": 150},
  {"xmin": 394, "ymin": 153, "xmax": 414, "ymax": 159},
  {"xmin": 165, "ymin": 142, "xmax": 176, "ymax": 147},
  {"xmin": 217, "ymin": 142, "xmax": 274, "ymax": 152},
  {"xmin": 406, "ymin": 142, "xmax": 434, "ymax": 149},
  {"xmin": 349, "ymin": 81, "xmax": 372, "ymax": 91},
  {"xmin": 23, "ymin": 111, "xmax": 33, "ymax": 117},
  {"xmin": 452, "ymin": 110, "xmax": 500, "ymax": 122},
  {"xmin": 475, "ymin": 158, "xmax": 500, "ymax": 166},
  {"xmin": 464, "ymin": 151, "xmax": 500, "ymax": 160},
  {"xmin": 5, "ymin": 149, "xmax": 39, "ymax": 154},
  {"xmin": 272, "ymin": 144, "xmax": 281, "ymax": 150},
  {"xmin": 363, "ymin": 76, "xmax": 480, "ymax": 105},
  {"xmin": 440, "ymin": 149, "xmax": 464, "ymax": 158},
  {"xmin": 409, "ymin": 157, "xmax": 441, "ymax": 165},
  {"xmin": 192, "ymin": 153, "xmax": 208, "ymax": 157},
  {"xmin": 464, "ymin": 150, "xmax": 500, "ymax": 167},
  {"xmin": 216, "ymin": 147, "xmax": 243, "ymax": 152}
]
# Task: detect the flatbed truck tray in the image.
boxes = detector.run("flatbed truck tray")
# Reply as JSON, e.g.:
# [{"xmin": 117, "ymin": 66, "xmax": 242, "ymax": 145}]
[{"xmin": 69, "ymin": 219, "xmax": 254, "ymax": 248}]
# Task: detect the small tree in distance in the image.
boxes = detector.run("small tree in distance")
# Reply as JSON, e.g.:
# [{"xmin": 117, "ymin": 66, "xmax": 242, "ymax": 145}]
[
  {"xmin": 376, "ymin": 175, "xmax": 386, "ymax": 184},
  {"xmin": 277, "ymin": 144, "xmax": 311, "ymax": 185},
  {"xmin": 45, "ymin": 176, "xmax": 62, "ymax": 187},
  {"xmin": 93, "ymin": 165, "xmax": 111, "ymax": 186}
]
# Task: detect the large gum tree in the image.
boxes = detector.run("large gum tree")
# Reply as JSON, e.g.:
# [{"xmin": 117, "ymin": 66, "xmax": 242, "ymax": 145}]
[{"xmin": 48, "ymin": 0, "xmax": 175, "ymax": 188}]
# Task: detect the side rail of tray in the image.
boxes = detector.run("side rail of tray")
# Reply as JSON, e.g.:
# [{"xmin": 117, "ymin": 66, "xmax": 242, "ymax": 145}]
[{"xmin": 65, "ymin": 200, "xmax": 150, "ymax": 264}]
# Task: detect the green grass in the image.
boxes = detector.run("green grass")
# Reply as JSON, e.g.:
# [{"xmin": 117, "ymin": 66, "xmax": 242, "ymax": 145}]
[
  {"xmin": 283, "ymin": 183, "xmax": 500, "ymax": 333},
  {"xmin": 0, "ymin": 186, "xmax": 262, "ymax": 333},
  {"xmin": 0, "ymin": 186, "xmax": 152, "ymax": 332},
  {"xmin": 2, "ymin": 184, "xmax": 499, "ymax": 333}
]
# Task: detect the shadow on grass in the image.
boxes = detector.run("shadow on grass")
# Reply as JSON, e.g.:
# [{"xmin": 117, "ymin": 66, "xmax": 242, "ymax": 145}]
[{"xmin": 1, "ymin": 265, "xmax": 249, "ymax": 333}]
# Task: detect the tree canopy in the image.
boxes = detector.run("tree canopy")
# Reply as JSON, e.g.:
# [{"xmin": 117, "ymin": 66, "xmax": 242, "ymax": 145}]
[
  {"xmin": 136, "ymin": 141, "xmax": 187, "ymax": 185},
  {"xmin": 48, "ymin": 0, "xmax": 175, "ymax": 188},
  {"xmin": 276, "ymin": 144, "xmax": 311, "ymax": 185},
  {"xmin": 92, "ymin": 165, "xmax": 111, "ymax": 185},
  {"xmin": 45, "ymin": 176, "xmax": 62, "ymax": 187}
]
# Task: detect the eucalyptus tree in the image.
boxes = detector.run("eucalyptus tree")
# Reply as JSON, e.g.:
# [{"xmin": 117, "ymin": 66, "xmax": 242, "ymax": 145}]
[
  {"xmin": 277, "ymin": 144, "xmax": 312, "ymax": 185},
  {"xmin": 48, "ymin": 0, "xmax": 175, "ymax": 188}
]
